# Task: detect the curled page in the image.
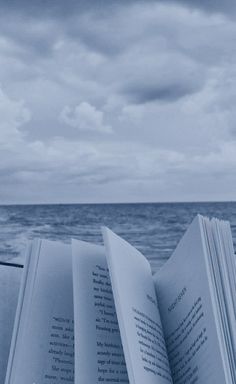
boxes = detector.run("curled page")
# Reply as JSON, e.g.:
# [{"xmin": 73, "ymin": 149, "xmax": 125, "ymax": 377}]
[
  {"xmin": 72, "ymin": 239, "xmax": 128, "ymax": 384},
  {"xmin": 103, "ymin": 227, "xmax": 172, "ymax": 384}
]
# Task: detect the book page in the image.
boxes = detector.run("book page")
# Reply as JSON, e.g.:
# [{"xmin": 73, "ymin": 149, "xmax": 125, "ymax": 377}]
[
  {"xmin": 0, "ymin": 263, "xmax": 22, "ymax": 383},
  {"xmin": 154, "ymin": 215, "xmax": 228, "ymax": 384},
  {"xmin": 103, "ymin": 227, "xmax": 172, "ymax": 384},
  {"xmin": 72, "ymin": 239, "xmax": 129, "ymax": 384},
  {"xmin": 5, "ymin": 240, "xmax": 74, "ymax": 384}
]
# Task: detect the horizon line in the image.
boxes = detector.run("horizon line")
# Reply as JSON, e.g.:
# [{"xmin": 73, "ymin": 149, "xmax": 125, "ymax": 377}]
[{"xmin": 1, "ymin": 200, "xmax": 236, "ymax": 207}]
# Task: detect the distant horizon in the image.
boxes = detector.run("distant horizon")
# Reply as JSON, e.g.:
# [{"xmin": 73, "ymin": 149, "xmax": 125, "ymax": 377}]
[{"xmin": 1, "ymin": 199, "xmax": 236, "ymax": 207}]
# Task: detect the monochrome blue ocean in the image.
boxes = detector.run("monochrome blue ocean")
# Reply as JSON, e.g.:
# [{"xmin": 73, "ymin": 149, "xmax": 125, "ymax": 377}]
[{"xmin": 1, "ymin": 202, "xmax": 236, "ymax": 271}]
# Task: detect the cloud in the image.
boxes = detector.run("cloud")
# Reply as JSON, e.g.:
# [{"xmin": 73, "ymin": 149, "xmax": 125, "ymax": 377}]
[
  {"xmin": 0, "ymin": 3, "xmax": 233, "ymax": 110},
  {"xmin": 59, "ymin": 102, "xmax": 112, "ymax": 133},
  {"xmin": 170, "ymin": 0, "xmax": 236, "ymax": 16},
  {"xmin": 0, "ymin": 86, "xmax": 31, "ymax": 146},
  {"xmin": 120, "ymin": 53, "xmax": 205, "ymax": 104},
  {"xmin": 0, "ymin": 1, "xmax": 236, "ymax": 202},
  {"xmin": 1, "ymin": 0, "xmax": 236, "ymax": 23},
  {"xmin": 1, "ymin": 133, "xmax": 236, "ymax": 203}
]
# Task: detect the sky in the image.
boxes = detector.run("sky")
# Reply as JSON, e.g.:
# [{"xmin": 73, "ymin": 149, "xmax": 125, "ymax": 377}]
[{"xmin": 1, "ymin": 0, "xmax": 236, "ymax": 204}]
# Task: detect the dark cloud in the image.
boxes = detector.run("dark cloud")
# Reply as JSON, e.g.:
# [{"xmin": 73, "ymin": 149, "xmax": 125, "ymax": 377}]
[
  {"xmin": 171, "ymin": 0, "xmax": 236, "ymax": 15},
  {"xmin": 0, "ymin": 0, "xmax": 88, "ymax": 17},
  {"xmin": 0, "ymin": 0, "xmax": 136, "ymax": 18},
  {"xmin": 124, "ymin": 83, "xmax": 200, "ymax": 104},
  {"xmin": 1, "ymin": 0, "xmax": 236, "ymax": 22},
  {"xmin": 0, "ymin": 16, "xmax": 59, "ymax": 61}
]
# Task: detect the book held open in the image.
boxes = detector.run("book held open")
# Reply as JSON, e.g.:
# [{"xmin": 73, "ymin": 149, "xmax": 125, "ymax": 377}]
[{"xmin": 4, "ymin": 215, "xmax": 236, "ymax": 384}]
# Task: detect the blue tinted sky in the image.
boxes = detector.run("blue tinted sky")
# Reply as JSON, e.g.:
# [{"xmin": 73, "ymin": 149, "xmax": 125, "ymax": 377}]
[{"xmin": 1, "ymin": 0, "xmax": 236, "ymax": 203}]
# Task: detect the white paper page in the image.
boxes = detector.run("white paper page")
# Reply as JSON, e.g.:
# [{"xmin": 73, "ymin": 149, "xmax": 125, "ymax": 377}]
[
  {"xmin": 72, "ymin": 239, "xmax": 128, "ymax": 384},
  {"xmin": 154, "ymin": 215, "xmax": 228, "ymax": 384},
  {"xmin": 5, "ymin": 240, "xmax": 74, "ymax": 384},
  {"xmin": 0, "ymin": 263, "xmax": 22, "ymax": 383},
  {"xmin": 103, "ymin": 228, "xmax": 172, "ymax": 384}
]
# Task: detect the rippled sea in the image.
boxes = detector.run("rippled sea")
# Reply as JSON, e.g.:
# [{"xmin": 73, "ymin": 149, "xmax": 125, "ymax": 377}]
[{"xmin": 1, "ymin": 202, "xmax": 236, "ymax": 271}]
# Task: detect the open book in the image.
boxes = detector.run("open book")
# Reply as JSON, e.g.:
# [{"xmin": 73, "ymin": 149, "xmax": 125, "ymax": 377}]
[
  {"xmin": 5, "ymin": 215, "xmax": 236, "ymax": 384},
  {"xmin": 72, "ymin": 215, "xmax": 236, "ymax": 384}
]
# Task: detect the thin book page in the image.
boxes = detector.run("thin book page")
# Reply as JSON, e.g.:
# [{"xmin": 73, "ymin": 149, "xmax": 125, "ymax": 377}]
[
  {"xmin": 72, "ymin": 239, "xmax": 128, "ymax": 384},
  {"xmin": 154, "ymin": 215, "xmax": 229, "ymax": 384},
  {"xmin": 103, "ymin": 227, "xmax": 172, "ymax": 384},
  {"xmin": 5, "ymin": 242, "xmax": 34, "ymax": 384},
  {"xmin": 5, "ymin": 240, "xmax": 74, "ymax": 384},
  {"xmin": 0, "ymin": 264, "xmax": 22, "ymax": 383}
]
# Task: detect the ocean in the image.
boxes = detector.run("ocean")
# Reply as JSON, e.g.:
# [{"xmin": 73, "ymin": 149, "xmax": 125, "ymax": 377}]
[{"xmin": 1, "ymin": 202, "xmax": 236, "ymax": 272}]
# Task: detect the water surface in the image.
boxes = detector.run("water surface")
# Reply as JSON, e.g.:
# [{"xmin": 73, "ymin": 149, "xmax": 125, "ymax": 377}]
[{"xmin": 1, "ymin": 202, "xmax": 235, "ymax": 271}]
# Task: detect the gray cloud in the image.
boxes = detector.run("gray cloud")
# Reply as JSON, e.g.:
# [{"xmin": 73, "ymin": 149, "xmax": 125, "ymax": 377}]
[
  {"xmin": 0, "ymin": 0, "xmax": 146, "ymax": 15},
  {"xmin": 59, "ymin": 102, "xmax": 112, "ymax": 133},
  {"xmin": 171, "ymin": 0, "xmax": 236, "ymax": 15},
  {"xmin": 0, "ymin": 1, "xmax": 236, "ymax": 202},
  {"xmin": 1, "ymin": 0, "xmax": 236, "ymax": 18},
  {"xmin": 125, "ymin": 84, "xmax": 196, "ymax": 104},
  {"xmin": 120, "ymin": 53, "xmax": 206, "ymax": 104}
]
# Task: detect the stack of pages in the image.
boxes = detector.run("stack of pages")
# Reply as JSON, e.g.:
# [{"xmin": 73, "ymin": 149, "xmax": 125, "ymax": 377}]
[{"xmin": 2, "ymin": 214, "xmax": 236, "ymax": 384}]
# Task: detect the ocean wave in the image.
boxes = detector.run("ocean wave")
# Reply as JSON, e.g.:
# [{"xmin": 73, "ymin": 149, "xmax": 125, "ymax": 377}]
[{"xmin": 0, "ymin": 202, "xmax": 236, "ymax": 268}]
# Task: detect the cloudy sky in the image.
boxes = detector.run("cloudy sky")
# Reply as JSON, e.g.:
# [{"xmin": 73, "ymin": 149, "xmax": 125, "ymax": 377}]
[{"xmin": 1, "ymin": 0, "xmax": 236, "ymax": 204}]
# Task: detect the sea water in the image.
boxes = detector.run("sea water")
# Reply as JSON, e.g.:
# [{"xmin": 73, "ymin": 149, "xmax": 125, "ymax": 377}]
[{"xmin": 0, "ymin": 202, "xmax": 236, "ymax": 272}]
